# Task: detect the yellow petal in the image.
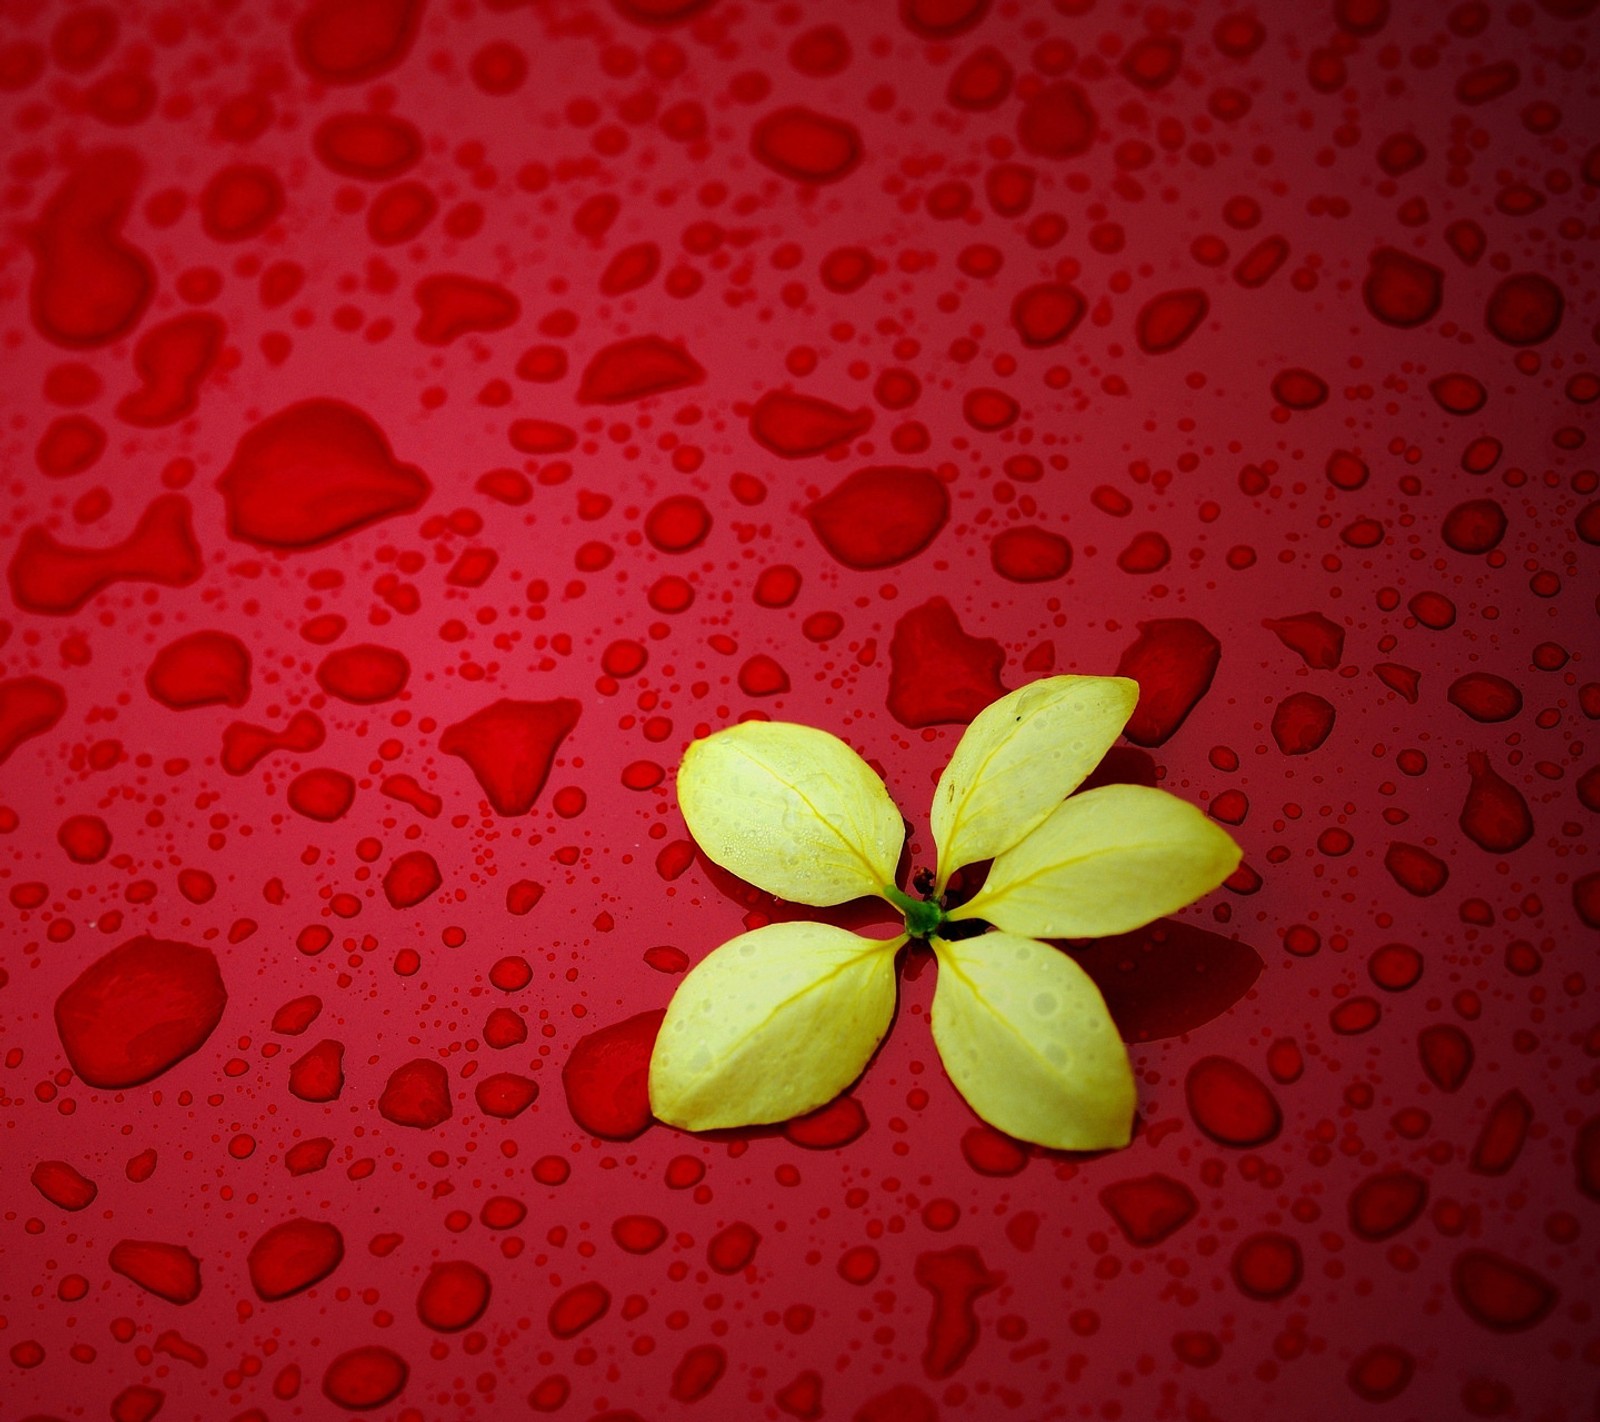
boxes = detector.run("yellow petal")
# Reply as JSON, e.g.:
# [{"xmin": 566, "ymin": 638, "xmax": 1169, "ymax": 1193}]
[
  {"xmin": 931, "ymin": 675, "xmax": 1139, "ymax": 890},
  {"xmin": 677, "ymin": 721, "xmax": 905, "ymax": 905},
  {"xmin": 929, "ymin": 931, "xmax": 1135, "ymax": 1150},
  {"xmin": 649, "ymin": 922, "xmax": 904, "ymax": 1130},
  {"xmin": 955, "ymin": 783, "xmax": 1242, "ymax": 939}
]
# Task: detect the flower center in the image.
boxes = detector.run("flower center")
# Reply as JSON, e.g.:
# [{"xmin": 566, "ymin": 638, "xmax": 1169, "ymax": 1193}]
[{"xmin": 882, "ymin": 879, "xmax": 945, "ymax": 940}]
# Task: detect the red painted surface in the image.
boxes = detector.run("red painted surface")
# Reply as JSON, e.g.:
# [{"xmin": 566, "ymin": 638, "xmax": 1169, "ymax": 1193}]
[{"xmin": 0, "ymin": 3, "xmax": 1591, "ymax": 1418}]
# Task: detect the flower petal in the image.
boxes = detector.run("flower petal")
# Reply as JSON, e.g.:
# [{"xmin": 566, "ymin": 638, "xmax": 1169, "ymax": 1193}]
[
  {"xmin": 954, "ymin": 783, "xmax": 1242, "ymax": 939},
  {"xmin": 677, "ymin": 722, "xmax": 905, "ymax": 905},
  {"xmin": 931, "ymin": 675, "xmax": 1139, "ymax": 889},
  {"xmin": 649, "ymin": 922, "xmax": 903, "ymax": 1130},
  {"xmin": 929, "ymin": 931, "xmax": 1135, "ymax": 1150}
]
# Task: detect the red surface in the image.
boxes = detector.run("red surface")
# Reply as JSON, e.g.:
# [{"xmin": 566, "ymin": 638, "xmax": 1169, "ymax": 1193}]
[{"xmin": 1, "ymin": 1, "xmax": 1596, "ymax": 1419}]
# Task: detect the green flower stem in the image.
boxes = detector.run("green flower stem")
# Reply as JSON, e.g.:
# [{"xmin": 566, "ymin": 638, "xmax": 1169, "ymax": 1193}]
[{"xmin": 882, "ymin": 883, "xmax": 945, "ymax": 939}]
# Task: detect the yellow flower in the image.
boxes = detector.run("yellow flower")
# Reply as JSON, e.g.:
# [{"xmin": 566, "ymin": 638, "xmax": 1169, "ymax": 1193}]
[{"xmin": 648, "ymin": 675, "xmax": 1242, "ymax": 1151}]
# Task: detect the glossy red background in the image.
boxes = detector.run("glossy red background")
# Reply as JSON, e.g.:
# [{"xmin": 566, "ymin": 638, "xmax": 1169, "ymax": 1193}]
[{"xmin": 2, "ymin": 0, "xmax": 1596, "ymax": 1419}]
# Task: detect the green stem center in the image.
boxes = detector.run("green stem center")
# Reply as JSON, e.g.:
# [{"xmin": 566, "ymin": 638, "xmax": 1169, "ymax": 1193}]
[{"xmin": 883, "ymin": 883, "xmax": 945, "ymax": 939}]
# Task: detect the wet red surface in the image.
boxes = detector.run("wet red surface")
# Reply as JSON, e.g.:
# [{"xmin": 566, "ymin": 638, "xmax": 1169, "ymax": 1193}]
[
  {"xmin": 28, "ymin": 148, "xmax": 154, "ymax": 349},
  {"xmin": 146, "ymin": 631, "xmax": 252, "ymax": 710},
  {"xmin": 8, "ymin": 494, "xmax": 202, "ymax": 614},
  {"xmin": 1, "ymin": 2, "xmax": 1594, "ymax": 1418},
  {"xmin": 1185, "ymin": 1054, "xmax": 1283, "ymax": 1148},
  {"xmin": 1098, "ymin": 1173, "xmax": 1197, "ymax": 1247},
  {"xmin": 807, "ymin": 466, "xmax": 950, "ymax": 570},
  {"xmin": 107, "ymin": 1240, "xmax": 202, "ymax": 1306},
  {"xmin": 53, "ymin": 937, "xmax": 227, "ymax": 1090},
  {"xmin": 246, "ymin": 1218, "xmax": 345, "ymax": 1301}
]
